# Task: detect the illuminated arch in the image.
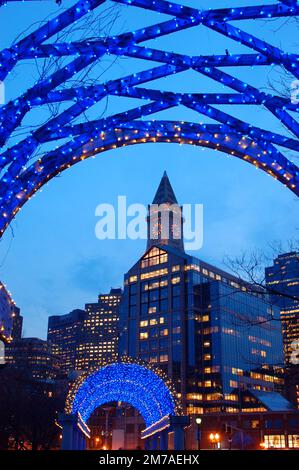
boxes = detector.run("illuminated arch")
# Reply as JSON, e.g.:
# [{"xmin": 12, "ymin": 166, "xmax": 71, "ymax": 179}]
[
  {"xmin": 65, "ymin": 357, "xmax": 182, "ymax": 427},
  {"xmin": 0, "ymin": 0, "xmax": 299, "ymax": 237},
  {"xmin": 1, "ymin": 121, "xmax": 298, "ymax": 237}
]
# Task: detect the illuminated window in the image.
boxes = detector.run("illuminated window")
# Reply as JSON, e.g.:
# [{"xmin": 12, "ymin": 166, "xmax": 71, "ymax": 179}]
[
  {"xmin": 187, "ymin": 406, "xmax": 204, "ymax": 415},
  {"xmin": 141, "ymin": 248, "xmax": 168, "ymax": 268},
  {"xmin": 160, "ymin": 328, "xmax": 168, "ymax": 336},
  {"xmin": 252, "ymin": 348, "xmax": 267, "ymax": 357},
  {"xmin": 160, "ymin": 354, "xmax": 168, "ymax": 362},
  {"xmin": 140, "ymin": 332, "xmax": 148, "ymax": 340},
  {"xmin": 288, "ymin": 435, "xmax": 299, "ymax": 448},
  {"xmin": 232, "ymin": 368, "xmax": 243, "ymax": 376},
  {"xmin": 264, "ymin": 435, "xmax": 286, "ymax": 449},
  {"xmin": 149, "ymin": 356, "xmax": 158, "ymax": 363},
  {"xmin": 251, "ymin": 420, "xmax": 259, "ymax": 429},
  {"xmin": 141, "ymin": 268, "xmax": 168, "ymax": 280},
  {"xmin": 206, "ymin": 393, "xmax": 221, "ymax": 401},
  {"xmin": 140, "ymin": 320, "xmax": 148, "ymax": 327},
  {"xmin": 148, "ymin": 306, "xmax": 156, "ymax": 314},
  {"xmin": 129, "ymin": 275, "xmax": 137, "ymax": 283},
  {"xmin": 172, "ymin": 265, "xmax": 180, "ymax": 272},
  {"xmin": 203, "ymin": 326, "xmax": 219, "ymax": 334},
  {"xmin": 186, "ymin": 393, "xmax": 203, "ymax": 401},
  {"xmin": 150, "ymin": 319, "xmax": 158, "ymax": 326},
  {"xmin": 224, "ymin": 394, "xmax": 238, "ymax": 402}
]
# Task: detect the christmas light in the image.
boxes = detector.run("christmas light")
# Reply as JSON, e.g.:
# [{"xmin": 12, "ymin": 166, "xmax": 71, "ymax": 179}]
[
  {"xmin": 65, "ymin": 356, "xmax": 182, "ymax": 427},
  {"xmin": 0, "ymin": 0, "xmax": 298, "ymax": 238}
]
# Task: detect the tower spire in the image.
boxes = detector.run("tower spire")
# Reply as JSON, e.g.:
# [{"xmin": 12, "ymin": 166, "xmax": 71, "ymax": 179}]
[
  {"xmin": 147, "ymin": 172, "xmax": 184, "ymax": 252},
  {"xmin": 152, "ymin": 171, "xmax": 178, "ymax": 205}
]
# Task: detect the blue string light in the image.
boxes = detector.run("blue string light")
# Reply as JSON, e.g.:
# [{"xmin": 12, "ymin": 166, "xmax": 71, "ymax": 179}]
[
  {"xmin": 66, "ymin": 359, "xmax": 179, "ymax": 427},
  {"xmin": 0, "ymin": 0, "xmax": 298, "ymax": 237}
]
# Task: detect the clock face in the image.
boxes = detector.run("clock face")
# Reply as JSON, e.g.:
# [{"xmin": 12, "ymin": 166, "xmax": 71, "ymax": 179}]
[
  {"xmin": 171, "ymin": 223, "xmax": 181, "ymax": 239},
  {"xmin": 151, "ymin": 221, "xmax": 161, "ymax": 237},
  {"xmin": 149, "ymin": 209, "xmax": 182, "ymax": 241}
]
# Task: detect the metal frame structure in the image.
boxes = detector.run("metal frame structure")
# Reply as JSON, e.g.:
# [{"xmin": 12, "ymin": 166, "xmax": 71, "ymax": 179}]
[
  {"xmin": 61, "ymin": 356, "xmax": 186, "ymax": 450},
  {"xmin": 0, "ymin": 0, "xmax": 298, "ymax": 236},
  {"xmin": 65, "ymin": 357, "xmax": 182, "ymax": 427}
]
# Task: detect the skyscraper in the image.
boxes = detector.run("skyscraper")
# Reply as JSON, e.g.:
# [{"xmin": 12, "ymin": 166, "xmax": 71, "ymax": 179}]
[
  {"xmin": 119, "ymin": 172, "xmax": 285, "ymax": 415},
  {"xmin": 47, "ymin": 290, "xmax": 122, "ymax": 374},
  {"xmin": 76, "ymin": 288, "xmax": 122, "ymax": 370},
  {"xmin": 5, "ymin": 337, "xmax": 59, "ymax": 381},
  {"xmin": 11, "ymin": 306, "xmax": 23, "ymax": 341},
  {"xmin": 0, "ymin": 281, "xmax": 19, "ymax": 343},
  {"xmin": 146, "ymin": 170, "xmax": 184, "ymax": 253},
  {"xmin": 265, "ymin": 252, "xmax": 299, "ymax": 364},
  {"xmin": 47, "ymin": 309, "xmax": 86, "ymax": 374}
]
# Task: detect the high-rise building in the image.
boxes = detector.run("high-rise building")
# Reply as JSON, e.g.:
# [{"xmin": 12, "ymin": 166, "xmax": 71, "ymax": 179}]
[
  {"xmin": 76, "ymin": 288, "xmax": 122, "ymax": 370},
  {"xmin": 265, "ymin": 252, "xmax": 299, "ymax": 364},
  {"xmin": 146, "ymin": 170, "xmax": 184, "ymax": 253},
  {"xmin": 47, "ymin": 290, "xmax": 122, "ymax": 374},
  {"xmin": 0, "ymin": 281, "xmax": 20, "ymax": 343},
  {"xmin": 119, "ymin": 172, "xmax": 286, "ymax": 415},
  {"xmin": 47, "ymin": 309, "xmax": 86, "ymax": 374},
  {"xmin": 11, "ymin": 306, "xmax": 23, "ymax": 341},
  {"xmin": 5, "ymin": 337, "xmax": 59, "ymax": 381}
]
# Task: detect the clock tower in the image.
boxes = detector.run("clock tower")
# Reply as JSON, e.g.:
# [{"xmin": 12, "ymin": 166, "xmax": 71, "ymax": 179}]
[{"xmin": 146, "ymin": 171, "xmax": 184, "ymax": 253}]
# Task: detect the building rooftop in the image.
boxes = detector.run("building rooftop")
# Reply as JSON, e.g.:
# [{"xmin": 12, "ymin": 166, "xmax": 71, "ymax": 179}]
[
  {"xmin": 152, "ymin": 171, "xmax": 178, "ymax": 205},
  {"xmin": 250, "ymin": 390, "xmax": 295, "ymax": 412}
]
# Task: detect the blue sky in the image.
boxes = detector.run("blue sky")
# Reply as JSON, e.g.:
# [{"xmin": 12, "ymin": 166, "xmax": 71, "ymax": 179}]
[{"xmin": 0, "ymin": 0, "xmax": 298, "ymax": 338}]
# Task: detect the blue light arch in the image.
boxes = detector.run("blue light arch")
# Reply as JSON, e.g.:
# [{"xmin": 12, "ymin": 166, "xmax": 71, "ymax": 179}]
[
  {"xmin": 0, "ymin": 0, "xmax": 298, "ymax": 238},
  {"xmin": 65, "ymin": 358, "xmax": 182, "ymax": 427}
]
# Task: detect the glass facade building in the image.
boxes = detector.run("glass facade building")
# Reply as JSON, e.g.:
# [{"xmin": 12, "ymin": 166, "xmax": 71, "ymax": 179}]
[
  {"xmin": 47, "ymin": 289, "xmax": 122, "ymax": 374},
  {"xmin": 5, "ymin": 337, "xmax": 59, "ymax": 381},
  {"xmin": 119, "ymin": 173, "xmax": 285, "ymax": 415},
  {"xmin": 76, "ymin": 288, "xmax": 122, "ymax": 369},
  {"xmin": 48, "ymin": 309, "xmax": 86, "ymax": 374},
  {"xmin": 0, "ymin": 281, "xmax": 20, "ymax": 343},
  {"xmin": 265, "ymin": 252, "xmax": 299, "ymax": 364}
]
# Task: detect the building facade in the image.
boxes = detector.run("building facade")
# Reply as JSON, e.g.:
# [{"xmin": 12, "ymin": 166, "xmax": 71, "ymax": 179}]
[
  {"xmin": 47, "ymin": 289, "xmax": 122, "ymax": 374},
  {"xmin": 0, "ymin": 282, "xmax": 20, "ymax": 343},
  {"xmin": 265, "ymin": 251, "xmax": 299, "ymax": 364},
  {"xmin": 47, "ymin": 309, "xmax": 86, "ymax": 374},
  {"xmin": 11, "ymin": 306, "xmax": 23, "ymax": 341},
  {"xmin": 5, "ymin": 337, "xmax": 58, "ymax": 381},
  {"xmin": 265, "ymin": 251, "xmax": 299, "ymax": 410},
  {"xmin": 76, "ymin": 288, "xmax": 122, "ymax": 370},
  {"xmin": 119, "ymin": 173, "xmax": 286, "ymax": 416}
]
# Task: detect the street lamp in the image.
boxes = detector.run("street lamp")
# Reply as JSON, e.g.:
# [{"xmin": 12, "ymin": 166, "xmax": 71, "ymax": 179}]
[
  {"xmin": 209, "ymin": 432, "xmax": 221, "ymax": 450},
  {"xmin": 195, "ymin": 417, "xmax": 202, "ymax": 451}
]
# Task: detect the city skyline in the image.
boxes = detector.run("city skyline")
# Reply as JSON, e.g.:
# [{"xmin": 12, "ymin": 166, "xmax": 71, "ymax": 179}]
[
  {"xmin": 0, "ymin": 0, "xmax": 299, "ymax": 453},
  {"xmin": 0, "ymin": 0, "xmax": 298, "ymax": 340},
  {"xmin": 1, "ymin": 164, "xmax": 297, "ymax": 340}
]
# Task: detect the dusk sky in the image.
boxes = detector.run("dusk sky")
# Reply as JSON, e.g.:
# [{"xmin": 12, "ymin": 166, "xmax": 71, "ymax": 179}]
[{"xmin": 0, "ymin": 0, "xmax": 298, "ymax": 339}]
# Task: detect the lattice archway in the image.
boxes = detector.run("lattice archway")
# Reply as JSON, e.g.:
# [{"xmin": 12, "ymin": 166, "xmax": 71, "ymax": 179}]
[
  {"xmin": 0, "ymin": 0, "xmax": 298, "ymax": 237},
  {"xmin": 65, "ymin": 357, "xmax": 182, "ymax": 428}
]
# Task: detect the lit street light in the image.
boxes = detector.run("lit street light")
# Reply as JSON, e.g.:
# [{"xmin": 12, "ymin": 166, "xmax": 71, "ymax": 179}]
[
  {"xmin": 209, "ymin": 432, "xmax": 221, "ymax": 450},
  {"xmin": 195, "ymin": 417, "xmax": 202, "ymax": 451}
]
